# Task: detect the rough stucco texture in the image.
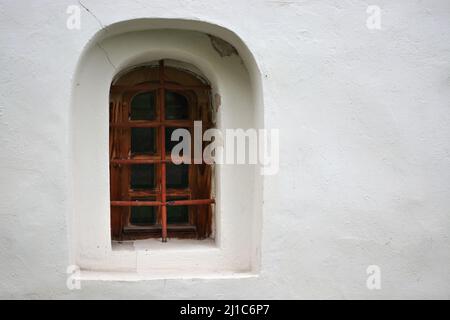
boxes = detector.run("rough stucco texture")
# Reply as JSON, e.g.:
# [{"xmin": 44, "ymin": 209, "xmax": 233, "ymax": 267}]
[{"xmin": 0, "ymin": 0, "xmax": 450, "ymax": 299}]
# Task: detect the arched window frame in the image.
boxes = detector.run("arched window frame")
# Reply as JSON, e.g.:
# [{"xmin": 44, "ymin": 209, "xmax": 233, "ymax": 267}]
[{"xmin": 109, "ymin": 60, "xmax": 214, "ymax": 242}]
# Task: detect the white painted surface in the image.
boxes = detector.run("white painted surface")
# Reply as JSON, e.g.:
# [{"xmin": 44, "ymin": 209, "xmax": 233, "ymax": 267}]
[{"xmin": 0, "ymin": 0, "xmax": 449, "ymax": 299}]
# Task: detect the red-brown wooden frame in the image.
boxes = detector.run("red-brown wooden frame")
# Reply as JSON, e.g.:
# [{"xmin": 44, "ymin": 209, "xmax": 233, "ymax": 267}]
[{"xmin": 109, "ymin": 60, "xmax": 214, "ymax": 242}]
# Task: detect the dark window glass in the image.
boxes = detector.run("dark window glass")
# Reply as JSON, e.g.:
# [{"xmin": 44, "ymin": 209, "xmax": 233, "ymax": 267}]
[
  {"xmin": 165, "ymin": 91, "xmax": 189, "ymax": 120},
  {"xmin": 131, "ymin": 164, "xmax": 155, "ymax": 189},
  {"xmin": 166, "ymin": 163, "xmax": 189, "ymax": 189},
  {"xmin": 131, "ymin": 128, "xmax": 156, "ymax": 154},
  {"xmin": 167, "ymin": 197, "xmax": 189, "ymax": 224},
  {"xmin": 130, "ymin": 92, "xmax": 156, "ymax": 120},
  {"xmin": 130, "ymin": 204, "xmax": 157, "ymax": 225}
]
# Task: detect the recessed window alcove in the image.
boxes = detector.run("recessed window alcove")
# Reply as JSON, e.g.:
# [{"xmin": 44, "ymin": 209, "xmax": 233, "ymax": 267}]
[{"xmin": 70, "ymin": 20, "xmax": 264, "ymax": 280}]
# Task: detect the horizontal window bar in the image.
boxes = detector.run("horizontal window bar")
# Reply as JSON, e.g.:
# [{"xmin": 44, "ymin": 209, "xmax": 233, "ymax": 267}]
[
  {"xmin": 111, "ymin": 201, "xmax": 162, "ymax": 207},
  {"xmin": 124, "ymin": 225, "xmax": 196, "ymax": 231},
  {"xmin": 111, "ymin": 158, "xmax": 170, "ymax": 164},
  {"xmin": 128, "ymin": 188, "xmax": 191, "ymax": 197},
  {"xmin": 110, "ymin": 121, "xmax": 194, "ymax": 128},
  {"xmin": 166, "ymin": 199, "xmax": 215, "ymax": 206},
  {"xmin": 110, "ymin": 83, "xmax": 210, "ymax": 93},
  {"xmin": 110, "ymin": 199, "xmax": 214, "ymax": 207},
  {"xmin": 111, "ymin": 157, "xmax": 201, "ymax": 164}
]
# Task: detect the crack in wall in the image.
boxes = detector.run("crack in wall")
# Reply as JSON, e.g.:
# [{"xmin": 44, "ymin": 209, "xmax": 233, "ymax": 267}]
[
  {"xmin": 96, "ymin": 43, "xmax": 116, "ymax": 70},
  {"xmin": 78, "ymin": 0, "xmax": 104, "ymax": 29},
  {"xmin": 78, "ymin": 0, "xmax": 116, "ymax": 70}
]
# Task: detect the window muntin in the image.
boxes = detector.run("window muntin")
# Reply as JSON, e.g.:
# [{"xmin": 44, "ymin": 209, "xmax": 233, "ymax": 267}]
[{"xmin": 109, "ymin": 61, "xmax": 214, "ymax": 241}]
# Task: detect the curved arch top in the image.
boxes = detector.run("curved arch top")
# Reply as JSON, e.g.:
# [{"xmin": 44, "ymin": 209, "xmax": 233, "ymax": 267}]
[{"xmin": 78, "ymin": 18, "xmax": 263, "ymax": 92}]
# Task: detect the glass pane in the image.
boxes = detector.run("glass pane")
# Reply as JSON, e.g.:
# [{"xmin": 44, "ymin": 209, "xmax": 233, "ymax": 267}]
[
  {"xmin": 130, "ymin": 205, "xmax": 157, "ymax": 225},
  {"xmin": 131, "ymin": 128, "xmax": 156, "ymax": 154},
  {"xmin": 166, "ymin": 163, "xmax": 189, "ymax": 189},
  {"xmin": 165, "ymin": 127, "xmax": 189, "ymax": 154},
  {"xmin": 130, "ymin": 92, "xmax": 156, "ymax": 120},
  {"xmin": 165, "ymin": 91, "xmax": 189, "ymax": 120},
  {"xmin": 131, "ymin": 164, "xmax": 155, "ymax": 189},
  {"xmin": 167, "ymin": 204, "xmax": 189, "ymax": 224}
]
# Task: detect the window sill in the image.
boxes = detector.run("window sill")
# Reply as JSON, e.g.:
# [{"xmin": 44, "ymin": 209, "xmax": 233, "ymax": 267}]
[
  {"xmin": 112, "ymin": 238, "xmax": 216, "ymax": 251},
  {"xmin": 121, "ymin": 225, "xmax": 198, "ymax": 239},
  {"xmin": 76, "ymin": 270, "xmax": 259, "ymax": 282},
  {"xmin": 76, "ymin": 239, "xmax": 257, "ymax": 281}
]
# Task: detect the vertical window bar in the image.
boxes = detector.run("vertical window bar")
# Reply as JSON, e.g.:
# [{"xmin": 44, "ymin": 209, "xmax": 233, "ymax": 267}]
[{"xmin": 159, "ymin": 60, "xmax": 168, "ymax": 242}]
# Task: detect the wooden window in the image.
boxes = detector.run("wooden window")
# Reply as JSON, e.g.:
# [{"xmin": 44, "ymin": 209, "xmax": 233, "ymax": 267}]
[{"xmin": 109, "ymin": 61, "xmax": 214, "ymax": 242}]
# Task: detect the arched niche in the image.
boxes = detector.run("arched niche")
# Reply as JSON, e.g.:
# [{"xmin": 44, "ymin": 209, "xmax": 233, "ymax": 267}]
[{"xmin": 70, "ymin": 19, "xmax": 264, "ymax": 279}]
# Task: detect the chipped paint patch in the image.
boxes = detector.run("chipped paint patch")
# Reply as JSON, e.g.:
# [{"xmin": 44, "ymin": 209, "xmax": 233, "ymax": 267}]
[{"xmin": 208, "ymin": 35, "xmax": 238, "ymax": 57}]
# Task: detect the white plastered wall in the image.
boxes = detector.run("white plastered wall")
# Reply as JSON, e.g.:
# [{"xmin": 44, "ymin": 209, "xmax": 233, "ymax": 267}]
[
  {"xmin": 71, "ymin": 28, "xmax": 263, "ymax": 279},
  {"xmin": 1, "ymin": 0, "xmax": 450, "ymax": 299}
]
